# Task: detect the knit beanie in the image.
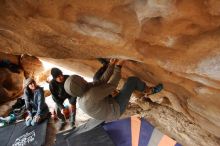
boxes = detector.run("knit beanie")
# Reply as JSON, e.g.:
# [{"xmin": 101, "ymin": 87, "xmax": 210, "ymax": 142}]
[
  {"xmin": 64, "ymin": 75, "xmax": 88, "ymax": 97},
  {"xmin": 51, "ymin": 68, "xmax": 63, "ymax": 79},
  {"xmin": 24, "ymin": 78, "xmax": 35, "ymax": 88}
]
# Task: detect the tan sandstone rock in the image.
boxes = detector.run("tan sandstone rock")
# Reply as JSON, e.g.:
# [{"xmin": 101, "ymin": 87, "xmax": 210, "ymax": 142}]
[{"xmin": 0, "ymin": 0, "xmax": 220, "ymax": 145}]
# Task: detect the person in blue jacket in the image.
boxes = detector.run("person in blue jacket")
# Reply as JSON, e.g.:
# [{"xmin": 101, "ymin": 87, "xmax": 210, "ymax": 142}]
[{"xmin": 24, "ymin": 78, "xmax": 50, "ymax": 126}]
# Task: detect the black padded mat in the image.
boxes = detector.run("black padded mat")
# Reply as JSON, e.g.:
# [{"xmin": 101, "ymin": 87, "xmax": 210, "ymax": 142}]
[
  {"xmin": 54, "ymin": 118, "xmax": 104, "ymax": 146},
  {"xmin": 0, "ymin": 124, "xmax": 16, "ymax": 146},
  {"xmin": 67, "ymin": 126, "xmax": 115, "ymax": 146},
  {"xmin": 5, "ymin": 120, "xmax": 48, "ymax": 146}
]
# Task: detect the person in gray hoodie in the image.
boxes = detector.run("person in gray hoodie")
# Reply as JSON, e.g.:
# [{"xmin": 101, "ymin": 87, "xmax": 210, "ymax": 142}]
[
  {"xmin": 24, "ymin": 78, "xmax": 50, "ymax": 126},
  {"xmin": 64, "ymin": 59, "xmax": 163, "ymax": 121}
]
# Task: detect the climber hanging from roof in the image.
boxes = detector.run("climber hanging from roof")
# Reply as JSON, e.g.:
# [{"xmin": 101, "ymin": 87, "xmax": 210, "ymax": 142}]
[
  {"xmin": 64, "ymin": 59, "xmax": 163, "ymax": 121},
  {"xmin": 24, "ymin": 78, "xmax": 50, "ymax": 126},
  {"xmin": 49, "ymin": 68, "xmax": 77, "ymax": 131}
]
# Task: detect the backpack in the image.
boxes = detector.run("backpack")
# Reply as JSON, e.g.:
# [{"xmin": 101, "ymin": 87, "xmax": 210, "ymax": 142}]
[{"xmin": 11, "ymin": 98, "xmax": 27, "ymax": 120}]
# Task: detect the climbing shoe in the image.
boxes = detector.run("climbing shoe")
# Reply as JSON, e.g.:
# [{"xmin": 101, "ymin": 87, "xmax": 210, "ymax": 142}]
[
  {"xmin": 145, "ymin": 83, "xmax": 163, "ymax": 96},
  {"xmin": 152, "ymin": 83, "xmax": 163, "ymax": 94},
  {"xmin": 58, "ymin": 122, "xmax": 66, "ymax": 131},
  {"xmin": 70, "ymin": 122, "xmax": 76, "ymax": 129}
]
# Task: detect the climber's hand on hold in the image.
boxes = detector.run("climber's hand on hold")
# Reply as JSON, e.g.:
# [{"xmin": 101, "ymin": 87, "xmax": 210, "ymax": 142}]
[
  {"xmin": 116, "ymin": 59, "xmax": 126, "ymax": 66},
  {"xmin": 110, "ymin": 58, "xmax": 118, "ymax": 65}
]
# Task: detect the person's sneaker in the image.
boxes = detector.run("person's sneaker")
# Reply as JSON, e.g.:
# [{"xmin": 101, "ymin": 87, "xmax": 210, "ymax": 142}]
[
  {"xmin": 152, "ymin": 83, "xmax": 163, "ymax": 94},
  {"xmin": 97, "ymin": 58, "xmax": 109, "ymax": 65},
  {"xmin": 58, "ymin": 122, "xmax": 66, "ymax": 131},
  {"xmin": 70, "ymin": 122, "xmax": 76, "ymax": 129}
]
